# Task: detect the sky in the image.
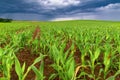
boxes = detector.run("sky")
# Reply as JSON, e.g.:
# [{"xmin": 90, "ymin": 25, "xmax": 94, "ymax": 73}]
[{"xmin": 0, "ymin": 0, "xmax": 120, "ymax": 21}]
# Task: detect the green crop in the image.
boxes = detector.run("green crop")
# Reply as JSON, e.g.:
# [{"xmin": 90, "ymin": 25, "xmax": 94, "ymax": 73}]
[
  {"xmin": 14, "ymin": 53, "xmax": 45, "ymax": 80},
  {"xmin": 0, "ymin": 45, "xmax": 15, "ymax": 80},
  {"xmin": 31, "ymin": 61, "xmax": 45, "ymax": 80},
  {"xmin": 49, "ymin": 40, "xmax": 75, "ymax": 80},
  {"xmin": 0, "ymin": 20, "xmax": 120, "ymax": 80}
]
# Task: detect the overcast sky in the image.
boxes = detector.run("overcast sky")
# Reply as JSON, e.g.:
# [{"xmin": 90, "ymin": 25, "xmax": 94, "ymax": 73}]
[{"xmin": 0, "ymin": 0, "xmax": 120, "ymax": 21}]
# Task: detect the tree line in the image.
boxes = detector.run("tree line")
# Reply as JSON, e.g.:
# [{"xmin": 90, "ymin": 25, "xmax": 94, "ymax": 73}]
[{"xmin": 0, "ymin": 18, "xmax": 13, "ymax": 22}]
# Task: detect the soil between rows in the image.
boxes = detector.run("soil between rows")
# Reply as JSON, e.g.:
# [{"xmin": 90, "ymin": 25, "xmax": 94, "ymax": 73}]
[{"xmin": 9, "ymin": 46, "xmax": 120, "ymax": 80}]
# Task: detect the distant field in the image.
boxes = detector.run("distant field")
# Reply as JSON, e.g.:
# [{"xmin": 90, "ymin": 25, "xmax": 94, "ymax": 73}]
[{"xmin": 0, "ymin": 20, "xmax": 120, "ymax": 80}]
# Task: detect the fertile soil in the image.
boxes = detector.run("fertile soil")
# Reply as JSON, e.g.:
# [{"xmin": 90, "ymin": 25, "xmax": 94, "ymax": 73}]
[
  {"xmin": 32, "ymin": 26, "xmax": 40, "ymax": 40},
  {"xmin": 10, "ymin": 48, "xmax": 40, "ymax": 80},
  {"xmin": 0, "ymin": 72, "xmax": 3, "ymax": 77},
  {"xmin": 9, "ymin": 46, "xmax": 120, "ymax": 80}
]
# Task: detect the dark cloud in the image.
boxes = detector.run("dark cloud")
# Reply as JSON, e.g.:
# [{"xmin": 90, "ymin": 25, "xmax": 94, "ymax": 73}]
[{"xmin": 0, "ymin": 0, "xmax": 120, "ymax": 20}]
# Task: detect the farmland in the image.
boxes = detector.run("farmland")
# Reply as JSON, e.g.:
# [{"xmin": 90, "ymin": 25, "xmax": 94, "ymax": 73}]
[{"xmin": 0, "ymin": 20, "xmax": 120, "ymax": 80}]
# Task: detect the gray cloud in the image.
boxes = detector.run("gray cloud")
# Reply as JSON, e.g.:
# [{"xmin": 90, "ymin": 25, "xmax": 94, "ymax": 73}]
[
  {"xmin": 25, "ymin": 0, "xmax": 81, "ymax": 9},
  {"xmin": 97, "ymin": 3, "xmax": 120, "ymax": 11},
  {"xmin": 0, "ymin": 0, "xmax": 120, "ymax": 21}
]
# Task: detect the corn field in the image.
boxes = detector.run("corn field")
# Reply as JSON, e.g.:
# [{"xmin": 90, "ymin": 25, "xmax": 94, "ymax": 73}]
[{"xmin": 0, "ymin": 20, "xmax": 120, "ymax": 80}]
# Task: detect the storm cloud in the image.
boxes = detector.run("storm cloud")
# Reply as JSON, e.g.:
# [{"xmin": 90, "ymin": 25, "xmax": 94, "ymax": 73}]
[{"xmin": 0, "ymin": 0, "xmax": 120, "ymax": 21}]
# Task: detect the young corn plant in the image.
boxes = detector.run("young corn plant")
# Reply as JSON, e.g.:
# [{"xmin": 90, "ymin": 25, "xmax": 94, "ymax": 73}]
[
  {"xmin": 103, "ymin": 42, "xmax": 114, "ymax": 79},
  {"xmin": 88, "ymin": 48, "xmax": 101, "ymax": 79},
  {"xmin": 49, "ymin": 40, "xmax": 76, "ymax": 80},
  {"xmin": 75, "ymin": 32, "xmax": 91, "ymax": 79},
  {"xmin": 14, "ymin": 55, "xmax": 26, "ymax": 80},
  {"xmin": 87, "ymin": 33, "xmax": 104, "ymax": 80},
  {"xmin": 0, "ymin": 45, "xmax": 15, "ymax": 80},
  {"xmin": 14, "ymin": 53, "xmax": 45, "ymax": 80},
  {"xmin": 108, "ymin": 36, "xmax": 120, "ymax": 80},
  {"xmin": 76, "ymin": 32, "xmax": 88, "ymax": 66},
  {"xmin": 30, "ymin": 38, "xmax": 40, "ymax": 54},
  {"xmin": 31, "ymin": 60, "xmax": 45, "ymax": 80}
]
